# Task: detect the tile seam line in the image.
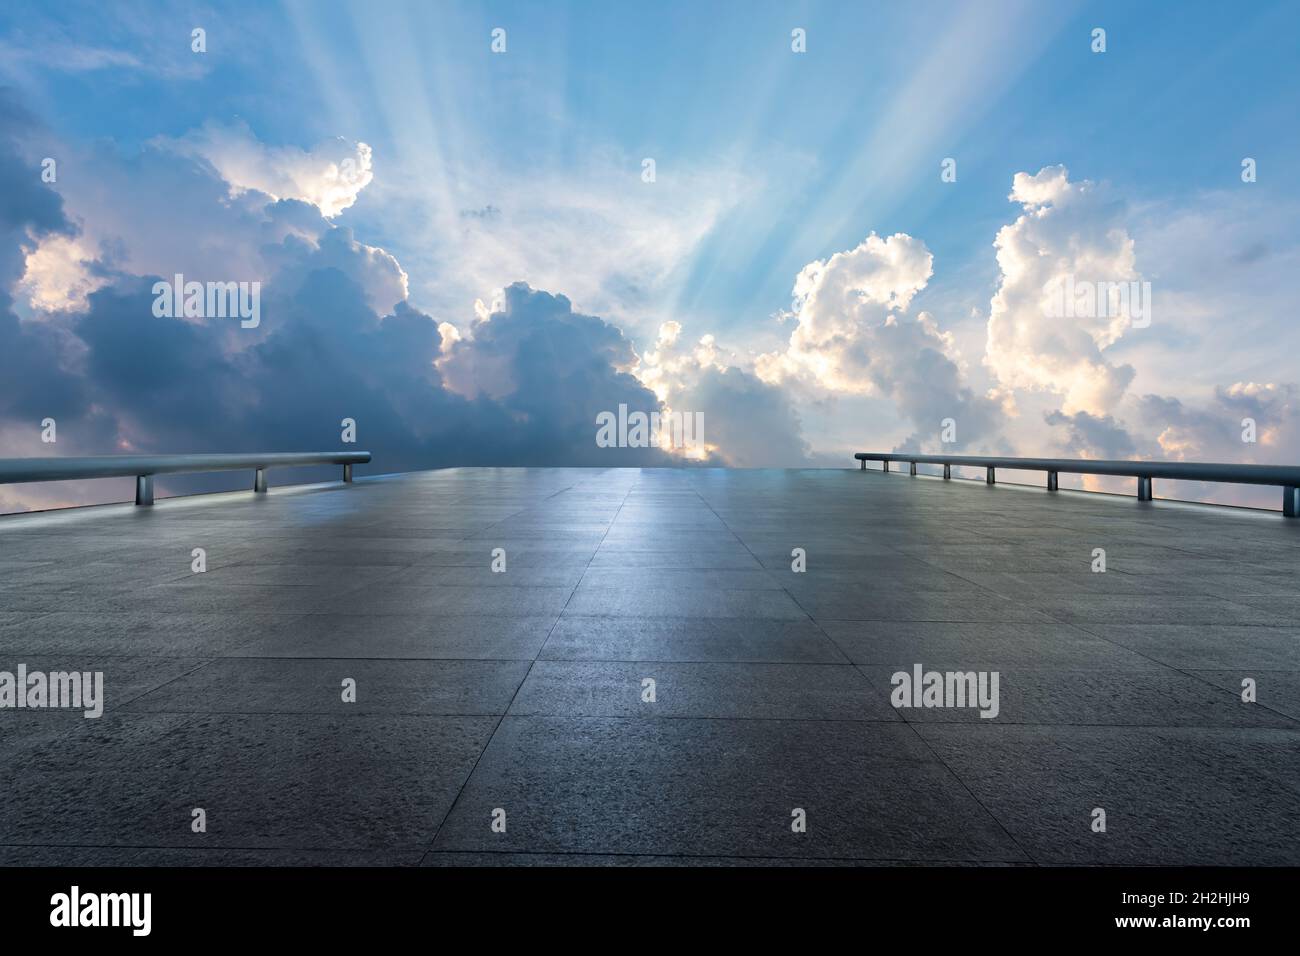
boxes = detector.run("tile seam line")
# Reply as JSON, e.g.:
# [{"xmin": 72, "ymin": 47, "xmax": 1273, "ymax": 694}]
[
  {"xmin": 0, "ymin": 841, "xmax": 1037, "ymax": 866},
  {"xmin": 681, "ymin": 474, "xmax": 1042, "ymax": 863},
  {"xmin": 685, "ymin": 472, "xmax": 852, "ymax": 666},
  {"xmin": 847, "ymin": 509, "xmax": 1300, "ymax": 791},
  {"xmin": 55, "ymin": 711, "xmax": 1300, "ymax": 731},
  {"xmin": 417, "ymin": 470, "xmax": 637, "ymax": 864},
  {"xmin": 813, "ymin": 473, "xmax": 1038, "ymax": 863},
  {"xmin": 1062, "ymin": 618, "xmax": 1300, "ymax": 728}
]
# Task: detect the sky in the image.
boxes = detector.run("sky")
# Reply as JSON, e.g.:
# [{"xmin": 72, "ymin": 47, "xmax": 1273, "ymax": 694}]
[{"xmin": 1, "ymin": 0, "xmax": 1299, "ymax": 511}]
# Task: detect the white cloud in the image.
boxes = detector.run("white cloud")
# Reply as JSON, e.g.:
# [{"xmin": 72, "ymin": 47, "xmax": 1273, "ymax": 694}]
[
  {"xmin": 26, "ymin": 128, "xmax": 402, "ymax": 319},
  {"xmin": 754, "ymin": 232, "xmax": 1002, "ymax": 451},
  {"xmin": 18, "ymin": 234, "xmax": 106, "ymax": 313},
  {"xmin": 13, "ymin": 95, "xmax": 1299, "ymax": 499},
  {"xmin": 638, "ymin": 321, "xmax": 725, "ymax": 401},
  {"xmin": 162, "ymin": 120, "xmax": 374, "ymax": 217},
  {"xmin": 984, "ymin": 165, "xmax": 1140, "ymax": 416},
  {"xmin": 1139, "ymin": 382, "xmax": 1300, "ymax": 461},
  {"xmin": 757, "ymin": 232, "xmax": 934, "ymax": 393},
  {"xmin": 637, "ymin": 320, "xmax": 810, "ymax": 466}
]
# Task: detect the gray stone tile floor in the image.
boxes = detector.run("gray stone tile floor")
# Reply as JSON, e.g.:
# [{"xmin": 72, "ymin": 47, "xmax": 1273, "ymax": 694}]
[{"xmin": 0, "ymin": 466, "xmax": 1297, "ymax": 866}]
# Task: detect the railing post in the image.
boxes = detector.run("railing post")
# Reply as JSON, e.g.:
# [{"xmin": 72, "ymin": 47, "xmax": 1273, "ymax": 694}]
[
  {"xmin": 135, "ymin": 475, "xmax": 154, "ymax": 506},
  {"xmin": 860, "ymin": 459, "xmax": 865, "ymax": 470},
  {"xmin": 1137, "ymin": 476, "xmax": 1153, "ymax": 502},
  {"xmin": 1047, "ymin": 471, "xmax": 1058, "ymax": 491},
  {"xmin": 882, "ymin": 460, "xmax": 889, "ymax": 473},
  {"xmin": 943, "ymin": 463, "xmax": 951, "ymax": 480},
  {"xmin": 343, "ymin": 463, "xmax": 353, "ymax": 483},
  {"xmin": 1284, "ymin": 486, "xmax": 1299, "ymax": 517},
  {"xmin": 986, "ymin": 467, "xmax": 995, "ymax": 485},
  {"xmin": 909, "ymin": 461, "xmax": 917, "ymax": 476},
  {"xmin": 254, "ymin": 468, "xmax": 267, "ymax": 493}
]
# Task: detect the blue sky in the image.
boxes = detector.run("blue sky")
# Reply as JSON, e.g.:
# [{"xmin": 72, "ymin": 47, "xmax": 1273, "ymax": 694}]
[
  {"xmin": 2, "ymin": 0, "xmax": 1299, "ymax": 510},
  {"xmin": 10, "ymin": 0, "xmax": 1296, "ymax": 317}
]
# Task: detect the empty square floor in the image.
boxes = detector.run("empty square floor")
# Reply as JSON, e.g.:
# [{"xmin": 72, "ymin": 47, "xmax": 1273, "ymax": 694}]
[{"xmin": 1, "ymin": 466, "xmax": 1297, "ymax": 866}]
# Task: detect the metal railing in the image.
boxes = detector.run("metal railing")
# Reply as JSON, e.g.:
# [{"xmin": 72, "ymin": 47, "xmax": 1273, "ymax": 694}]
[
  {"xmin": 854, "ymin": 452, "xmax": 1300, "ymax": 517},
  {"xmin": 0, "ymin": 452, "xmax": 371, "ymax": 506}
]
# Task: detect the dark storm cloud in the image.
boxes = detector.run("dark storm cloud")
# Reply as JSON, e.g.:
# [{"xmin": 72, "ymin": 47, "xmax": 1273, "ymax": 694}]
[
  {"xmin": 1043, "ymin": 408, "xmax": 1138, "ymax": 459},
  {"xmin": 0, "ymin": 103, "xmax": 677, "ymax": 495},
  {"xmin": 63, "ymin": 269, "xmax": 678, "ymax": 472},
  {"xmin": 0, "ymin": 91, "xmax": 70, "ymax": 257},
  {"xmin": 439, "ymin": 283, "xmax": 676, "ymax": 466},
  {"xmin": 0, "ymin": 91, "xmax": 97, "ymax": 432},
  {"xmin": 0, "ymin": 92, "xmax": 716, "ymax": 513},
  {"xmin": 676, "ymin": 365, "xmax": 808, "ymax": 467}
]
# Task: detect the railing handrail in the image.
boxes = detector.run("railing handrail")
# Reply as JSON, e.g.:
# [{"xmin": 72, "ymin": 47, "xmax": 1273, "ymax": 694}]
[
  {"xmin": 854, "ymin": 451, "xmax": 1300, "ymax": 517},
  {"xmin": 853, "ymin": 452, "xmax": 1300, "ymax": 486},
  {"xmin": 0, "ymin": 452, "xmax": 371, "ymax": 506},
  {"xmin": 0, "ymin": 452, "xmax": 370, "ymax": 484}
]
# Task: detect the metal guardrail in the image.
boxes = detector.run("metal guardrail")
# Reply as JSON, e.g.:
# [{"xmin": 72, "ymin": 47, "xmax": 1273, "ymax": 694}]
[
  {"xmin": 855, "ymin": 452, "xmax": 1300, "ymax": 517},
  {"xmin": 0, "ymin": 452, "xmax": 371, "ymax": 506}
]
